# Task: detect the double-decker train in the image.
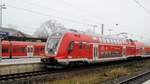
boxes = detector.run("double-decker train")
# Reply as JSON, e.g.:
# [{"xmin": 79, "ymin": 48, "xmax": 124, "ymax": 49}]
[
  {"xmin": 41, "ymin": 30, "xmax": 150, "ymax": 67},
  {"xmin": 2, "ymin": 40, "xmax": 45, "ymax": 58}
]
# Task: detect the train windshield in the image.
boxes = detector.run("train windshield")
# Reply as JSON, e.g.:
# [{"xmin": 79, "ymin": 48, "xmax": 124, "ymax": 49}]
[
  {"xmin": 46, "ymin": 38, "xmax": 60, "ymax": 55},
  {"xmin": 45, "ymin": 32, "xmax": 62, "ymax": 56}
]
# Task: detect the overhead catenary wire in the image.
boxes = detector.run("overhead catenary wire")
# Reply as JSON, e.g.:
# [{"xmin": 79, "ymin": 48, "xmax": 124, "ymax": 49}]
[
  {"xmin": 7, "ymin": 4, "xmax": 94, "ymax": 27},
  {"xmin": 133, "ymin": 0, "xmax": 150, "ymax": 13},
  {"xmin": 4, "ymin": 13, "xmax": 40, "ymax": 26},
  {"xmin": 8, "ymin": 0, "xmax": 100, "ymax": 26},
  {"xmin": 59, "ymin": 0, "xmax": 104, "ymax": 23}
]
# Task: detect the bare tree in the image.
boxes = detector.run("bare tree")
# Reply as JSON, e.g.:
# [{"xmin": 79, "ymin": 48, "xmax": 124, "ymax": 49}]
[{"xmin": 34, "ymin": 20, "xmax": 65, "ymax": 38}]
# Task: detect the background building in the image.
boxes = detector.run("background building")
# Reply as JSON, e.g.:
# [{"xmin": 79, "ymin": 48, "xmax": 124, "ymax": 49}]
[{"xmin": 0, "ymin": 27, "xmax": 33, "ymax": 38}]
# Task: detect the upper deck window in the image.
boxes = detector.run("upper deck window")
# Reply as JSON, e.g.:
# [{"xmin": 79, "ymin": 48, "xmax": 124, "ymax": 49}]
[
  {"xmin": 105, "ymin": 38, "xmax": 109, "ymax": 43},
  {"xmin": 101, "ymin": 38, "xmax": 104, "ymax": 43},
  {"xmin": 111, "ymin": 39, "xmax": 114, "ymax": 44},
  {"xmin": 116, "ymin": 40, "xmax": 119, "ymax": 44},
  {"xmin": 114, "ymin": 39, "xmax": 117, "ymax": 44},
  {"xmin": 108, "ymin": 38, "xmax": 111, "ymax": 44},
  {"xmin": 103, "ymin": 38, "xmax": 107, "ymax": 43},
  {"xmin": 105, "ymin": 38, "xmax": 108, "ymax": 43}
]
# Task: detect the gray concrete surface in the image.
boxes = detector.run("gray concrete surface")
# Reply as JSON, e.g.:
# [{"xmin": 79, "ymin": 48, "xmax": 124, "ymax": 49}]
[{"xmin": 0, "ymin": 58, "xmax": 45, "ymax": 75}]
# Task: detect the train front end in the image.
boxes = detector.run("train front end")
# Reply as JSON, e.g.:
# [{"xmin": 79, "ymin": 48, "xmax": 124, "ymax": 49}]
[{"xmin": 41, "ymin": 32, "xmax": 67, "ymax": 68}]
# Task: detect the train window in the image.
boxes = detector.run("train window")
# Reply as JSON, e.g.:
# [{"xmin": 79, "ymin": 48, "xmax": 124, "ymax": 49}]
[
  {"xmin": 119, "ymin": 40, "xmax": 122, "ymax": 44},
  {"xmin": 101, "ymin": 51, "xmax": 104, "ymax": 56},
  {"xmin": 101, "ymin": 38, "xmax": 104, "ymax": 43},
  {"xmin": 108, "ymin": 39, "xmax": 111, "ymax": 44},
  {"xmin": 35, "ymin": 48, "xmax": 38, "ymax": 52},
  {"xmin": 124, "ymin": 40, "xmax": 126, "ymax": 44},
  {"xmin": 112, "ymin": 39, "xmax": 115, "ymax": 44},
  {"xmin": 114, "ymin": 40, "xmax": 117, "ymax": 44},
  {"xmin": 99, "ymin": 38, "xmax": 101, "ymax": 43},
  {"xmin": 31, "ymin": 48, "xmax": 33, "ymax": 52},
  {"xmin": 108, "ymin": 51, "xmax": 111, "ymax": 56},
  {"xmin": 37, "ymin": 48, "xmax": 39, "ymax": 52},
  {"xmin": 114, "ymin": 51, "xmax": 119, "ymax": 56},
  {"xmin": 118, "ymin": 40, "xmax": 120, "ymax": 44},
  {"xmin": 112, "ymin": 39, "xmax": 114, "ymax": 44},
  {"xmin": 104, "ymin": 38, "xmax": 106, "ymax": 43},
  {"xmin": 103, "ymin": 38, "xmax": 106, "ymax": 43},
  {"xmin": 27, "ymin": 47, "xmax": 30, "ymax": 52},
  {"xmin": 106, "ymin": 38, "xmax": 109, "ymax": 43},
  {"xmin": 41, "ymin": 48, "xmax": 44, "ymax": 51},
  {"xmin": 116, "ymin": 40, "xmax": 118, "ymax": 44},
  {"xmin": 110, "ymin": 39, "xmax": 113, "ymax": 44},
  {"xmin": 68, "ymin": 41, "xmax": 74, "ymax": 50},
  {"xmin": 116, "ymin": 40, "xmax": 119, "ymax": 44},
  {"xmin": 122, "ymin": 40, "xmax": 125, "ymax": 44},
  {"xmin": 86, "ymin": 43, "xmax": 90, "ymax": 50},
  {"xmin": 105, "ymin": 38, "xmax": 107, "ymax": 43},
  {"xmin": 113, "ymin": 39, "xmax": 116, "ymax": 44},
  {"xmin": 79, "ymin": 42, "xmax": 82, "ymax": 49},
  {"xmin": 21, "ymin": 47, "xmax": 26, "ymax": 52},
  {"xmin": 117, "ymin": 39, "xmax": 119, "ymax": 44},
  {"xmin": 2, "ymin": 48, "xmax": 8, "ymax": 53},
  {"xmin": 13, "ymin": 48, "xmax": 17, "ymax": 53},
  {"xmin": 101, "ymin": 38, "xmax": 103, "ymax": 43},
  {"xmin": 106, "ymin": 51, "xmax": 108, "ymax": 56},
  {"xmin": 122, "ymin": 40, "xmax": 124, "ymax": 44},
  {"xmin": 102, "ymin": 38, "xmax": 105, "ymax": 43},
  {"xmin": 120, "ymin": 40, "xmax": 123, "ymax": 44}
]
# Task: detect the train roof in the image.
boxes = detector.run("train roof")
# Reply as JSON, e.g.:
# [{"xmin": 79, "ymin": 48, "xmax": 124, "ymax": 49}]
[{"xmin": 52, "ymin": 29, "xmax": 126, "ymax": 40}]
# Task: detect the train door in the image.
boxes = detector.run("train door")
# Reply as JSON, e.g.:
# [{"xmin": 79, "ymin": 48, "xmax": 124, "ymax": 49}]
[
  {"xmin": 93, "ymin": 44, "xmax": 98, "ymax": 62},
  {"xmin": 122, "ymin": 46, "xmax": 126, "ymax": 58},
  {"xmin": 27, "ymin": 45, "xmax": 33, "ymax": 57}
]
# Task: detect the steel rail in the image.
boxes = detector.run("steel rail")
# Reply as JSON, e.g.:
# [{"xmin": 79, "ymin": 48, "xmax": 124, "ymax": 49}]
[
  {"xmin": 0, "ymin": 58, "xmax": 149, "ymax": 84},
  {"xmin": 118, "ymin": 70, "xmax": 150, "ymax": 84}
]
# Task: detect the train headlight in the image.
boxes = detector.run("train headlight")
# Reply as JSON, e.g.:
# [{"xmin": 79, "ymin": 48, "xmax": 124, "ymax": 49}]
[
  {"xmin": 68, "ymin": 56, "xmax": 72, "ymax": 59},
  {"xmin": 45, "ymin": 51, "xmax": 48, "ymax": 56},
  {"xmin": 54, "ymin": 51, "xmax": 57, "ymax": 55}
]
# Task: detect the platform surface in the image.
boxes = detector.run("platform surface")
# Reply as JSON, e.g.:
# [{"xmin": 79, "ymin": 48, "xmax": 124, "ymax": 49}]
[{"xmin": 0, "ymin": 58, "xmax": 41, "ymax": 65}]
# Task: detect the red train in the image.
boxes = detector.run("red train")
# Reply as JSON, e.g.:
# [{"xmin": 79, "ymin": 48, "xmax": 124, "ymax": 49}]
[
  {"xmin": 41, "ymin": 31, "xmax": 150, "ymax": 67},
  {"xmin": 2, "ymin": 40, "xmax": 45, "ymax": 58}
]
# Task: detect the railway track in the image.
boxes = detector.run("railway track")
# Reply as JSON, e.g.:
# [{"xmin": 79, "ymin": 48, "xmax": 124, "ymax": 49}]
[
  {"xmin": 0, "ymin": 71, "xmax": 49, "ymax": 81},
  {"xmin": 0, "ymin": 58, "xmax": 150, "ymax": 84},
  {"xmin": 118, "ymin": 69, "xmax": 150, "ymax": 84}
]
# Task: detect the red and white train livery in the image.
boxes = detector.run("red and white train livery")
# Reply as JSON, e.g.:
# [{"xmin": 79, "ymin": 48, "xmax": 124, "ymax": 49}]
[
  {"xmin": 2, "ymin": 41, "xmax": 45, "ymax": 58},
  {"xmin": 41, "ymin": 31, "xmax": 150, "ymax": 67}
]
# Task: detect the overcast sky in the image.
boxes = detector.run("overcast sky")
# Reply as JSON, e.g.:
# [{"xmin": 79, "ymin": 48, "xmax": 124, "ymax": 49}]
[{"xmin": 2, "ymin": 0, "xmax": 150, "ymax": 40}]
